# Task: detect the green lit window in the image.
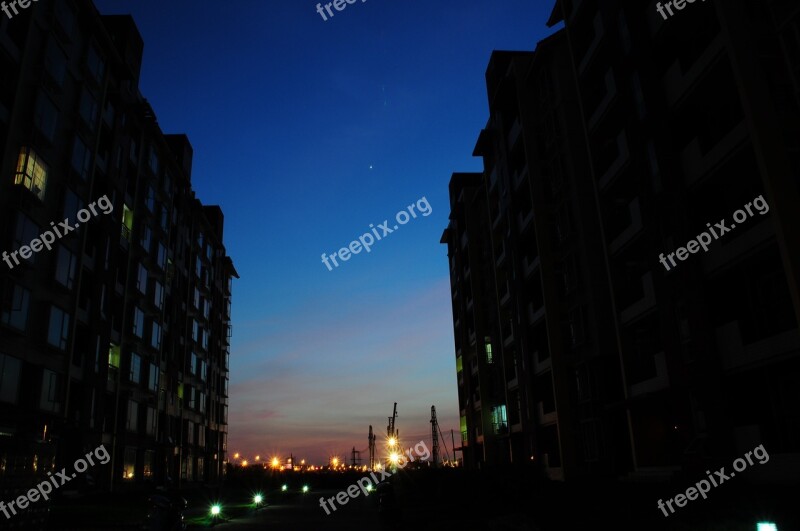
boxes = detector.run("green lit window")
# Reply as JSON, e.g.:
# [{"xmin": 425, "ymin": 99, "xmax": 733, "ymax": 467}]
[
  {"xmin": 15, "ymin": 148, "xmax": 48, "ymax": 200},
  {"xmin": 177, "ymin": 383, "xmax": 184, "ymax": 400},
  {"xmin": 491, "ymin": 405, "xmax": 508, "ymax": 434},
  {"xmin": 484, "ymin": 337, "xmax": 493, "ymax": 364},
  {"xmin": 108, "ymin": 344, "xmax": 121, "ymax": 369},
  {"xmin": 456, "ymin": 356, "xmax": 463, "ymax": 373},
  {"xmin": 121, "ymin": 205, "xmax": 134, "ymax": 240}
]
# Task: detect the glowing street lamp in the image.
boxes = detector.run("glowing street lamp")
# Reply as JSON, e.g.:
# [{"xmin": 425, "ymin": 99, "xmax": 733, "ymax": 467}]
[
  {"xmin": 331, "ymin": 457, "xmax": 339, "ymax": 467},
  {"xmin": 757, "ymin": 524, "xmax": 778, "ymax": 531},
  {"xmin": 253, "ymin": 494, "xmax": 263, "ymax": 506},
  {"xmin": 255, "ymin": 455, "xmax": 260, "ymax": 462},
  {"xmin": 241, "ymin": 460, "xmax": 248, "ymax": 467},
  {"xmin": 233, "ymin": 453, "xmax": 240, "ymax": 460},
  {"xmin": 210, "ymin": 504, "xmax": 221, "ymax": 518},
  {"xmin": 271, "ymin": 457, "xmax": 280, "ymax": 468},
  {"xmin": 388, "ymin": 437, "xmax": 397, "ymax": 447},
  {"xmin": 302, "ymin": 485, "xmax": 309, "ymax": 493},
  {"xmin": 389, "ymin": 452, "xmax": 400, "ymax": 465}
]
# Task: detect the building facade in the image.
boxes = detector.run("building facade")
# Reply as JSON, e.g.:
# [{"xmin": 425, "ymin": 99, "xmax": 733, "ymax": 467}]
[
  {"xmin": 444, "ymin": 0, "xmax": 800, "ymax": 482},
  {"xmin": 0, "ymin": 0, "xmax": 236, "ymax": 495}
]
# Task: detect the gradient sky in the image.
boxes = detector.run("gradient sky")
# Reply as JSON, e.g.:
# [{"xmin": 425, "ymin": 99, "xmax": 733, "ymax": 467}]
[{"xmin": 92, "ymin": 0, "xmax": 555, "ymax": 464}]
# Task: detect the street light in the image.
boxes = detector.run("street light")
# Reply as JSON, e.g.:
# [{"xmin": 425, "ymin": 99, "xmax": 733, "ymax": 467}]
[
  {"xmin": 757, "ymin": 524, "xmax": 778, "ymax": 531},
  {"xmin": 281, "ymin": 484, "xmax": 288, "ymax": 492},
  {"xmin": 388, "ymin": 437, "xmax": 397, "ymax": 447},
  {"xmin": 210, "ymin": 504, "xmax": 221, "ymax": 518},
  {"xmin": 302, "ymin": 485, "xmax": 309, "ymax": 493},
  {"xmin": 271, "ymin": 457, "xmax": 280, "ymax": 468},
  {"xmin": 233, "ymin": 453, "xmax": 240, "ymax": 460},
  {"xmin": 241, "ymin": 460, "xmax": 248, "ymax": 467},
  {"xmin": 253, "ymin": 494, "xmax": 263, "ymax": 506},
  {"xmin": 255, "ymin": 455, "xmax": 260, "ymax": 462}
]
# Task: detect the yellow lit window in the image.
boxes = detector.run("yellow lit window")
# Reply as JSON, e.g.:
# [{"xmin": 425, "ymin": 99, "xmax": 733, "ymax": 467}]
[{"xmin": 15, "ymin": 148, "xmax": 48, "ymax": 200}]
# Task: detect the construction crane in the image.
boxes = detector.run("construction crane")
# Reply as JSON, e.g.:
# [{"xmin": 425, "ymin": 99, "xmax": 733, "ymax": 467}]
[
  {"xmin": 387, "ymin": 402, "xmax": 398, "ymax": 447},
  {"xmin": 368, "ymin": 425, "xmax": 376, "ymax": 470}
]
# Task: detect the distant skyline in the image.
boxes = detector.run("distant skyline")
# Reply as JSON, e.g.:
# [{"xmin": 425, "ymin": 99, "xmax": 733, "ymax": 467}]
[{"xmin": 92, "ymin": 0, "xmax": 554, "ymax": 463}]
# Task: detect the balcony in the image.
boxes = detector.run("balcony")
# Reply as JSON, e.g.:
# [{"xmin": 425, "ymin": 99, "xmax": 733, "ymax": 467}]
[
  {"xmin": 680, "ymin": 120, "xmax": 748, "ymax": 187},
  {"xmin": 528, "ymin": 301, "xmax": 545, "ymax": 326},
  {"xmin": 715, "ymin": 320, "xmax": 800, "ymax": 372},
  {"xmin": 598, "ymin": 130, "xmax": 630, "ymax": 190},
  {"xmin": 701, "ymin": 218, "xmax": 772, "ymax": 273},
  {"xmin": 523, "ymin": 254, "xmax": 540, "ymax": 278},
  {"xmin": 517, "ymin": 206, "xmax": 533, "ymax": 232},
  {"xmin": 578, "ymin": 13, "xmax": 605, "ymax": 74},
  {"xmin": 629, "ymin": 351, "xmax": 669, "ymax": 397},
  {"xmin": 536, "ymin": 401, "xmax": 557, "ymax": 426},
  {"xmin": 619, "ymin": 271, "xmax": 656, "ymax": 325},
  {"xmin": 609, "ymin": 197, "xmax": 644, "ymax": 254},
  {"xmin": 588, "ymin": 69, "xmax": 616, "ymax": 131},
  {"xmin": 662, "ymin": 34, "xmax": 724, "ymax": 107}
]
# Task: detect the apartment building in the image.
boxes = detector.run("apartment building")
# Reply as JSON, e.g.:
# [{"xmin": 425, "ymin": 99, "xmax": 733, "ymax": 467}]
[
  {"xmin": 0, "ymin": 0, "xmax": 237, "ymax": 498},
  {"xmin": 442, "ymin": 32, "xmax": 628, "ymax": 479},
  {"xmin": 444, "ymin": 0, "xmax": 800, "ymax": 482}
]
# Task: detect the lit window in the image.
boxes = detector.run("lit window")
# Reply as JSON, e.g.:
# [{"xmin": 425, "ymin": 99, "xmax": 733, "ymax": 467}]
[
  {"xmin": 189, "ymin": 352, "xmax": 197, "ymax": 375},
  {"xmin": 15, "ymin": 148, "xmax": 48, "ymax": 200},
  {"xmin": 123, "ymin": 447, "xmax": 136, "ymax": 479},
  {"xmin": 108, "ymin": 344, "xmax": 121, "ymax": 369},
  {"xmin": 71, "ymin": 136, "xmax": 91, "ymax": 181},
  {"xmin": 491, "ymin": 405, "xmax": 508, "ymax": 434},
  {"xmin": 0, "ymin": 354, "xmax": 22, "ymax": 404},
  {"xmin": 34, "ymin": 92, "xmax": 59, "ymax": 142},
  {"xmin": 40, "ymin": 369, "xmax": 62, "ymax": 413},
  {"xmin": 143, "ymin": 450, "xmax": 154, "ymax": 478},
  {"xmin": 484, "ymin": 337, "xmax": 493, "ymax": 364},
  {"xmin": 55, "ymin": 246, "xmax": 77, "ymax": 289},
  {"xmin": 1, "ymin": 283, "xmax": 30, "ymax": 331},
  {"xmin": 129, "ymin": 352, "xmax": 141, "ymax": 383},
  {"xmin": 47, "ymin": 306, "xmax": 70, "ymax": 350},
  {"xmin": 121, "ymin": 204, "xmax": 134, "ymax": 240}
]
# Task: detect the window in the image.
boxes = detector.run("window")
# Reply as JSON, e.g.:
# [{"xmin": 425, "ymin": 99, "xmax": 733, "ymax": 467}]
[
  {"xmin": 136, "ymin": 264, "xmax": 148, "ymax": 294},
  {"xmin": 45, "ymin": 39, "xmax": 68, "ymax": 87},
  {"xmin": 484, "ymin": 337, "xmax": 493, "ymax": 364},
  {"xmin": 148, "ymin": 145, "xmax": 159, "ymax": 175},
  {"xmin": 153, "ymin": 281, "xmax": 164, "ymax": 310},
  {"xmin": 63, "ymin": 189, "xmax": 83, "ymax": 223},
  {"xmin": 40, "ymin": 369, "xmax": 62, "ymax": 413},
  {"xmin": 159, "ymin": 206, "xmax": 169, "ymax": 232},
  {"xmin": 13, "ymin": 213, "xmax": 39, "ymax": 265},
  {"xmin": 148, "ymin": 363, "xmax": 159, "ymax": 392},
  {"xmin": 121, "ymin": 204, "xmax": 134, "ymax": 240},
  {"xmin": 491, "ymin": 405, "xmax": 508, "ymax": 434},
  {"xmin": 146, "ymin": 406, "xmax": 157, "ymax": 436},
  {"xmin": 108, "ymin": 343, "xmax": 121, "ymax": 368},
  {"xmin": 197, "ymin": 425, "xmax": 205, "ymax": 446},
  {"xmin": 132, "ymin": 307, "xmax": 144, "ymax": 337},
  {"xmin": 0, "ymin": 354, "xmax": 22, "ymax": 404},
  {"xmin": 79, "ymin": 89, "xmax": 98, "ymax": 131},
  {"xmin": 199, "ymin": 360, "xmax": 207, "ymax": 382},
  {"xmin": 193, "ymin": 288, "xmax": 200, "ymax": 309},
  {"xmin": 71, "ymin": 137, "xmax": 91, "ymax": 181},
  {"xmin": 188, "ymin": 385, "xmax": 196, "ymax": 409},
  {"xmin": 47, "ymin": 306, "xmax": 70, "ymax": 350},
  {"xmin": 126, "ymin": 400, "xmax": 138, "ymax": 432},
  {"xmin": 145, "ymin": 186, "xmax": 155, "ymax": 212},
  {"xmin": 123, "ymin": 447, "xmax": 136, "ymax": 479},
  {"xmin": 129, "ymin": 352, "xmax": 141, "ymax": 383},
  {"xmin": 143, "ymin": 450, "xmax": 154, "ymax": 479},
  {"xmin": 198, "ymin": 391, "xmax": 206, "ymax": 414},
  {"xmin": 151, "ymin": 322, "xmax": 161, "ymax": 350},
  {"xmin": 86, "ymin": 44, "xmax": 105, "ymax": 84},
  {"xmin": 201, "ymin": 329, "xmax": 208, "ymax": 350},
  {"xmin": 55, "ymin": 246, "xmax": 77, "ymax": 289},
  {"xmin": 157, "ymin": 243, "xmax": 166, "ymax": 270},
  {"xmin": 203, "ymin": 299, "xmax": 210, "ymax": 319},
  {"xmin": 140, "ymin": 225, "xmax": 151, "ymax": 252},
  {"xmin": 35, "ymin": 92, "xmax": 59, "ymax": 142},
  {"xmin": 189, "ymin": 352, "xmax": 197, "ymax": 375},
  {"xmin": 186, "ymin": 420, "xmax": 194, "ymax": 444},
  {"xmin": 54, "ymin": 1, "xmax": 76, "ymax": 40},
  {"xmin": 1, "ymin": 283, "xmax": 30, "ymax": 331},
  {"xmin": 14, "ymin": 148, "xmax": 48, "ymax": 200}
]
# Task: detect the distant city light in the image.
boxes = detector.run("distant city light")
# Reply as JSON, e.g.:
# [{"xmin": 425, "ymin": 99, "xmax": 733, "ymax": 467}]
[
  {"xmin": 210, "ymin": 505, "xmax": 221, "ymax": 516},
  {"xmin": 241, "ymin": 460, "xmax": 248, "ymax": 467},
  {"xmin": 255, "ymin": 455, "xmax": 260, "ymax": 461},
  {"xmin": 757, "ymin": 524, "xmax": 778, "ymax": 531},
  {"xmin": 233, "ymin": 453, "xmax": 240, "ymax": 459},
  {"xmin": 302, "ymin": 485, "xmax": 309, "ymax": 493},
  {"xmin": 271, "ymin": 457, "xmax": 280, "ymax": 468},
  {"xmin": 388, "ymin": 437, "xmax": 397, "ymax": 447},
  {"xmin": 253, "ymin": 494, "xmax": 263, "ymax": 505},
  {"xmin": 389, "ymin": 452, "xmax": 400, "ymax": 464},
  {"xmin": 281, "ymin": 484, "xmax": 288, "ymax": 492}
]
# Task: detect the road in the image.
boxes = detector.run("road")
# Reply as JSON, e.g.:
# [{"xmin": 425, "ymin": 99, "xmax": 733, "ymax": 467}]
[{"xmin": 203, "ymin": 489, "xmax": 405, "ymax": 531}]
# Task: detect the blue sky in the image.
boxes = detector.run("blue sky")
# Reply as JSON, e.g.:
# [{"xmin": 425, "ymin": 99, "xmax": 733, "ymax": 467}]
[{"xmin": 93, "ymin": 0, "xmax": 554, "ymax": 464}]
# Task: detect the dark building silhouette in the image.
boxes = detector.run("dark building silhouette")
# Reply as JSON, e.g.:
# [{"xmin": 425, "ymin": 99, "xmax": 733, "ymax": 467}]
[
  {"xmin": 443, "ymin": 0, "xmax": 800, "ymax": 484},
  {"xmin": 0, "ymin": 0, "xmax": 237, "ymax": 497}
]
